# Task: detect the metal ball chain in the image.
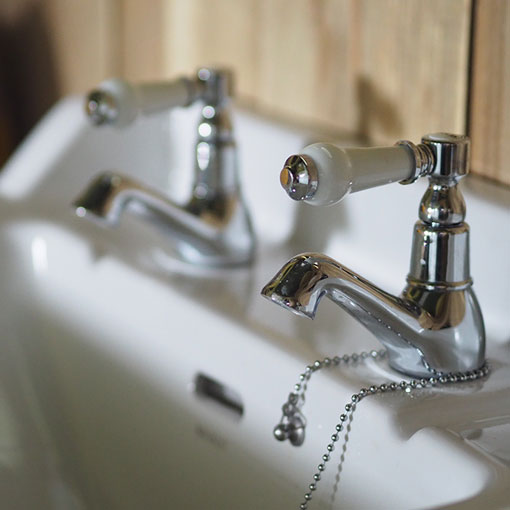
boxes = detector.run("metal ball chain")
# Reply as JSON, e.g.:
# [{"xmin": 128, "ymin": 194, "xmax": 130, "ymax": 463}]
[
  {"xmin": 274, "ymin": 349, "xmax": 387, "ymax": 446},
  {"xmin": 272, "ymin": 350, "xmax": 490, "ymax": 510}
]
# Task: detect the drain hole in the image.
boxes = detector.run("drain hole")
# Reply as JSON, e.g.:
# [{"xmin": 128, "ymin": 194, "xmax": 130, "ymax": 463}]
[{"xmin": 194, "ymin": 373, "xmax": 244, "ymax": 418}]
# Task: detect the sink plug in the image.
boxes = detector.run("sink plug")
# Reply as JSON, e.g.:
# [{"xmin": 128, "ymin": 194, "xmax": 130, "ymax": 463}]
[
  {"xmin": 273, "ymin": 406, "xmax": 306, "ymax": 446},
  {"xmin": 274, "ymin": 349, "xmax": 489, "ymax": 510}
]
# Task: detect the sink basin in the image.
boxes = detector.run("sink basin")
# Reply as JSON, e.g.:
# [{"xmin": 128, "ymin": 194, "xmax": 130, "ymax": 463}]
[{"xmin": 1, "ymin": 97, "xmax": 509, "ymax": 509}]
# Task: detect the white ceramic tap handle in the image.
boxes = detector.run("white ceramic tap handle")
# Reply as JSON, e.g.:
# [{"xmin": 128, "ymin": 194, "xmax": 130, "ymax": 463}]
[
  {"xmin": 281, "ymin": 142, "xmax": 416, "ymax": 206},
  {"xmin": 86, "ymin": 77, "xmax": 196, "ymax": 128}
]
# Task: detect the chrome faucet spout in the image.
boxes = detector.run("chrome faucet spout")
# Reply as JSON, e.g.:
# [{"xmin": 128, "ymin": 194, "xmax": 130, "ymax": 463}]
[
  {"xmin": 261, "ymin": 253, "xmax": 413, "ymax": 321},
  {"xmin": 262, "ymin": 252, "xmax": 485, "ymax": 378},
  {"xmin": 74, "ymin": 172, "xmax": 254, "ymax": 267},
  {"xmin": 76, "ymin": 67, "xmax": 255, "ymax": 267}
]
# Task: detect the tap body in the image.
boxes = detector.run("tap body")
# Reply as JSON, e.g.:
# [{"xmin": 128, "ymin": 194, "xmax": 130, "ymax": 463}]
[
  {"xmin": 263, "ymin": 133, "xmax": 485, "ymax": 377},
  {"xmin": 262, "ymin": 252, "xmax": 484, "ymax": 377},
  {"xmin": 74, "ymin": 68, "xmax": 255, "ymax": 267}
]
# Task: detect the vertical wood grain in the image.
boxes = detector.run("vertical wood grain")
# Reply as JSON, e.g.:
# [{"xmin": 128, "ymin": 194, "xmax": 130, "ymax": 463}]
[
  {"xmin": 38, "ymin": 0, "xmax": 471, "ymax": 144},
  {"xmin": 39, "ymin": 0, "xmax": 510, "ymax": 186},
  {"xmin": 256, "ymin": 0, "xmax": 355, "ymax": 131},
  {"xmin": 119, "ymin": 0, "xmax": 165, "ymax": 81},
  {"xmin": 163, "ymin": 0, "xmax": 259, "ymax": 99},
  {"xmin": 160, "ymin": 0, "xmax": 471, "ymax": 145},
  {"xmin": 354, "ymin": 0, "xmax": 471, "ymax": 144},
  {"xmin": 42, "ymin": 0, "xmax": 122, "ymax": 95},
  {"xmin": 469, "ymin": 0, "xmax": 510, "ymax": 185},
  {"xmin": 260, "ymin": 0, "xmax": 471, "ymax": 143}
]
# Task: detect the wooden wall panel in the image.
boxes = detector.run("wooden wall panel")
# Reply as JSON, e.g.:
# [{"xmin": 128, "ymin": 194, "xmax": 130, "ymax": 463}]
[
  {"xmin": 28, "ymin": 0, "xmax": 510, "ymax": 186},
  {"xmin": 160, "ymin": 0, "xmax": 471, "ymax": 145},
  {"xmin": 256, "ymin": 0, "xmax": 355, "ymax": 132},
  {"xmin": 120, "ymin": 0, "xmax": 165, "ymax": 81},
  {"xmin": 43, "ymin": 0, "xmax": 122, "ymax": 95},
  {"xmin": 469, "ymin": 0, "xmax": 510, "ymax": 185},
  {"xmin": 162, "ymin": 0, "xmax": 259, "ymax": 99},
  {"xmin": 354, "ymin": 0, "xmax": 471, "ymax": 144}
]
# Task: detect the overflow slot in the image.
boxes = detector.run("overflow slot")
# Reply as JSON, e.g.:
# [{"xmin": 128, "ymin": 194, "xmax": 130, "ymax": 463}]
[{"xmin": 193, "ymin": 373, "xmax": 244, "ymax": 418}]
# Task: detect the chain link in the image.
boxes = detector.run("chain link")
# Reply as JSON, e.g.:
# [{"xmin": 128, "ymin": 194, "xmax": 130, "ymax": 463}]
[{"xmin": 273, "ymin": 350, "xmax": 490, "ymax": 510}]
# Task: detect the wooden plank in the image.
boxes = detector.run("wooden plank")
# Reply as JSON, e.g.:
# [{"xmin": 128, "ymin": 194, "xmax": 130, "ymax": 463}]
[
  {"xmin": 162, "ymin": 0, "xmax": 470, "ymax": 145},
  {"xmin": 258, "ymin": 0, "xmax": 471, "ymax": 144},
  {"xmin": 162, "ymin": 0, "xmax": 259, "ymax": 99},
  {"xmin": 256, "ymin": 0, "xmax": 355, "ymax": 132},
  {"xmin": 469, "ymin": 0, "xmax": 510, "ymax": 185},
  {"xmin": 42, "ymin": 0, "xmax": 121, "ymax": 95},
  {"xmin": 120, "ymin": 0, "xmax": 165, "ymax": 81},
  {"xmin": 38, "ymin": 0, "xmax": 478, "ymax": 180},
  {"xmin": 355, "ymin": 0, "xmax": 471, "ymax": 144}
]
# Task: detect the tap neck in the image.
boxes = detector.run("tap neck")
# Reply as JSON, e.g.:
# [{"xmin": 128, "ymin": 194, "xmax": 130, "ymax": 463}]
[
  {"xmin": 408, "ymin": 135, "xmax": 471, "ymax": 289},
  {"xmin": 192, "ymin": 102, "xmax": 238, "ymax": 203}
]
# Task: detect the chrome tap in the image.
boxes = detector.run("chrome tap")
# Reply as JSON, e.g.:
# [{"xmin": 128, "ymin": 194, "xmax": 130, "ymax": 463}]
[
  {"xmin": 74, "ymin": 68, "xmax": 255, "ymax": 267},
  {"xmin": 262, "ymin": 134, "xmax": 485, "ymax": 378}
]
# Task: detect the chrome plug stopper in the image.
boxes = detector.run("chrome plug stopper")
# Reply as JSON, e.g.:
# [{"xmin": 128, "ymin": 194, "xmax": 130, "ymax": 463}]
[
  {"xmin": 273, "ymin": 416, "xmax": 305, "ymax": 446},
  {"xmin": 280, "ymin": 154, "xmax": 318, "ymax": 201}
]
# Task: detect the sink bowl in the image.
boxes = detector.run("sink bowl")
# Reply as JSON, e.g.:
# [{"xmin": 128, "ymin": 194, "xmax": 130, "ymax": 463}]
[{"xmin": 1, "ymin": 97, "xmax": 509, "ymax": 509}]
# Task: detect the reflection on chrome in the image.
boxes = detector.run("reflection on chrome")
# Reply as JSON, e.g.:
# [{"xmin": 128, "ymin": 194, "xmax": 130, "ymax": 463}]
[
  {"xmin": 263, "ymin": 133, "xmax": 485, "ymax": 378},
  {"xmin": 75, "ymin": 68, "xmax": 255, "ymax": 267}
]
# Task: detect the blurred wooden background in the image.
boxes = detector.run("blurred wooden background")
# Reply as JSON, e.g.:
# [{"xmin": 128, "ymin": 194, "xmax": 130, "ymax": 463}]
[{"xmin": 0, "ymin": 0, "xmax": 508, "ymax": 186}]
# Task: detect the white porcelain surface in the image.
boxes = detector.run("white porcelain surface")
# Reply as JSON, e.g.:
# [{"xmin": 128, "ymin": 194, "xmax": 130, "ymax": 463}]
[{"xmin": 1, "ymin": 97, "xmax": 509, "ymax": 509}]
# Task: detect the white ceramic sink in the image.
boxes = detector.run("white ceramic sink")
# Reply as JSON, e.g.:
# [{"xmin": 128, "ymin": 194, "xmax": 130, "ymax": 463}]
[{"xmin": 1, "ymin": 97, "xmax": 509, "ymax": 509}]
